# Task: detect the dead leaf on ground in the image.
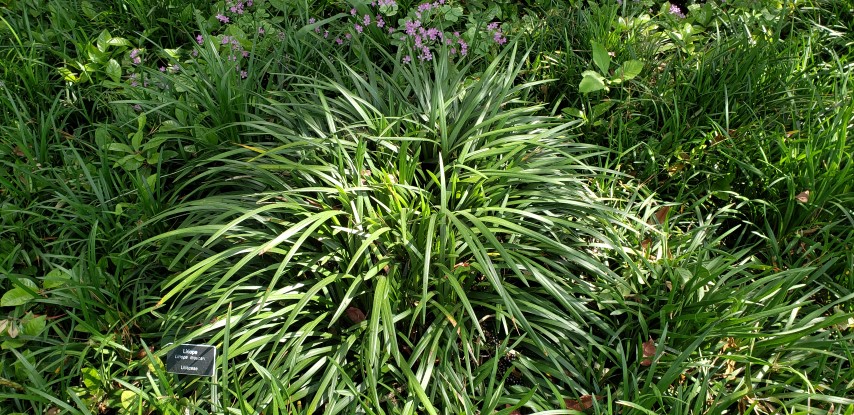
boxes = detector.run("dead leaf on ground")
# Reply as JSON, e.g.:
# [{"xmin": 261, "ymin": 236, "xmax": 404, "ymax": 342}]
[
  {"xmin": 654, "ymin": 206, "xmax": 671, "ymax": 224},
  {"xmin": 565, "ymin": 395, "xmax": 601, "ymax": 411},
  {"xmin": 641, "ymin": 337, "xmax": 657, "ymax": 366},
  {"xmin": 503, "ymin": 404, "xmax": 522, "ymax": 415},
  {"xmin": 345, "ymin": 307, "xmax": 366, "ymax": 324}
]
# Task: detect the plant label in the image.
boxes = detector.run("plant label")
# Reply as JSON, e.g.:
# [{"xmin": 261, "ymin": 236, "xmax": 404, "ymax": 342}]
[{"xmin": 166, "ymin": 344, "xmax": 216, "ymax": 377}]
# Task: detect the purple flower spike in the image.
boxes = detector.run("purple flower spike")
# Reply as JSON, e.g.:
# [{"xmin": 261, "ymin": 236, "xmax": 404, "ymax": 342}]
[{"xmin": 216, "ymin": 14, "xmax": 229, "ymax": 23}]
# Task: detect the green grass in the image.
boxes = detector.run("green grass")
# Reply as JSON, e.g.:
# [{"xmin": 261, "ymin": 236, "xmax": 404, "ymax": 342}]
[{"xmin": 1, "ymin": 0, "xmax": 852, "ymax": 414}]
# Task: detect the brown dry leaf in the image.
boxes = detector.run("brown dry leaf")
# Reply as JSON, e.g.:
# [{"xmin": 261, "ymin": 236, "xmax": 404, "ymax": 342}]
[
  {"xmin": 565, "ymin": 395, "xmax": 601, "ymax": 411},
  {"xmin": 722, "ymin": 337, "xmax": 737, "ymax": 352},
  {"xmin": 724, "ymin": 358, "xmax": 736, "ymax": 378},
  {"xmin": 504, "ymin": 404, "xmax": 522, "ymax": 415},
  {"xmin": 664, "ymin": 281, "xmax": 673, "ymax": 291},
  {"xmin": 654, "ymin": 206, "xmax": 671, "ymax": 224},
  {"xmin": 6, "ymin": 323, "xmax": 19, "ymax": 339},
  {"xmin": 345, "ymin": 307, "xmax": 366, "ymax": 324},
  {"xmin": 795, "ymin": 190, "xmax": 810, "ymax": 203},
  {"xmin": 453, "ymin": 261, "xmax": 470, "ymax": 269},
  {"xmin": 640, "ymin": 238, "xmax": 651, "ymax": 251},
  {"xmin": 641, "ymin": 337, "xmax": 656, "ymax": 366}
]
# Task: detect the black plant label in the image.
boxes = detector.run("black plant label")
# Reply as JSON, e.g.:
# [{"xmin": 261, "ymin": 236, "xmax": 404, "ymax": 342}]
[{"xmin": 166, "ymin": 344, "xmax": 216, "ymax": 377}]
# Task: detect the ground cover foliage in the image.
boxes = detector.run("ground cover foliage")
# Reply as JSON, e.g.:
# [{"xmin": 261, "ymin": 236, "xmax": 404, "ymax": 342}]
[{"xmin": 1, "ymin": 0, "xmax": 853, "ymax": 413}]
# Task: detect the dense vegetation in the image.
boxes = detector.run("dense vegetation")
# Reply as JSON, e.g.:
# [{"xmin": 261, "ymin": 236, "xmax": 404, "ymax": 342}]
[{"xmin": 1, "ymin": 0, "xmax": 852, "ymax": 413}]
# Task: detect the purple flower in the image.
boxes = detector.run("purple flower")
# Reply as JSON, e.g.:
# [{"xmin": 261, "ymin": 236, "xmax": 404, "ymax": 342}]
[
  {"xmin": 487, "ymin": 22, "xmax": 498, "ymax": 31},
  {"xmin": 669, "ymin": 4, "xmax": 685, "ymax": 18},
  {"xmin": 191, "ymin": 50, "xmax": 199, "ymax": 57},
  {"xmin": 216, "ymin": 14, "xmax": 229, "ymax": 23},
  {"xmin": 404, "ymin": 19, "xmax": 420, "ymax": 36},
  {"xmin": 324, "ymin": 30, "xmax": 329, "ymax": 38},
  {"xmin": 403, "ymin": 55, "xmax": 411, "ymax": 64},
  {"xmin": 222, "ymin": 36, "xmax": 231, "ymax": 45},
  {"xmin": 171, "ymin": 64, "xmax": 180, "ymax": 72},
  {"xmin": 309, "ymin": 17, "xmax": 316, "ymax": 24},
  {"xmin": 258, "ymin": 26, "xmax": 265, "ymax": 34},
  {"xmin": 345, "ymin": 33, "xmax": 352, "ymax": 40},
  {"xmin": 350, "ymin": 8, "xmax": 357, "ymax": 15},
  {"xmin": 363, "ymin": 14, "xmax": 371, "ymax": 25},
  {"xmin": 240, "ymin": 70, "xmax": 248, "ymax": 78},
  {"xmin": 419, "ymin": 45, "xmax": 432, "ymax": 61},
  {"xmin": 376, "ymin": 16, "xmax": 385, "ymax": 28},
  {"xmin": 133, "ymin": 104, "xmax": 142, "ymax": 111},
  {"xmin": 130, "ymin": 49, "xmax": 142, "ymax": 65},
  {"xmin": 493, "ymin": 31, "xmax": 506, "ymax": 44},
  {"xmin": 196, "ymin": 34, "xmax": 204, "ymax": 45},
  {"xmin": 426, "ymin": 27, "xmax": 439, "ymax": 41},
  {"xmin": 355, "ymin": 24, "xmax": 363, "ymax": 33},
  {"xmin": 159, "ymin": 66, "xmax": 166, "ymax": 72},
  {"xmin": 336, "ymin": 37, "xmax": 343, "ymax": 45}
]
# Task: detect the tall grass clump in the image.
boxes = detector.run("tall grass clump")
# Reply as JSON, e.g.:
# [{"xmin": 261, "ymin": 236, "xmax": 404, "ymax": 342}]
[
  {"xmin": 127, "ymin": 43, "xmax": 647, "ymax": 412},
  {"xmin": 1, "ymin": 0, "xmax": 853, "ymax": 413}
]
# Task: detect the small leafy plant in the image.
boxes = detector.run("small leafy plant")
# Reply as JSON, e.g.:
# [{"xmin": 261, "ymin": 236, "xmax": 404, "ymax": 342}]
[
  {"xmin": 578, "ymin": 40, "xmax": 643, "ymax": 94},
  {"xmin": 58, "ymin": 30, "xmax": 133, "ymax": 85}
]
